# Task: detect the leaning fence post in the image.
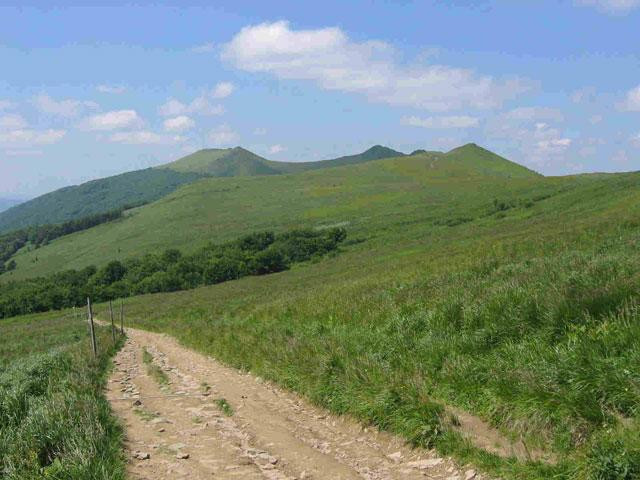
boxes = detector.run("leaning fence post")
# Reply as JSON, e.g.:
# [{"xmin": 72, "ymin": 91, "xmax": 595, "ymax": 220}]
[
  {"xmin": 120, "ymin": 300, "xmax": 125, "ymax": 335},
  {"xmin": 87, "ymin": 297, "xmax": 97, "ymax": 357},
  {"xmin": 109, "ymin": 300, "xmax": 116, "ymax": 344}
]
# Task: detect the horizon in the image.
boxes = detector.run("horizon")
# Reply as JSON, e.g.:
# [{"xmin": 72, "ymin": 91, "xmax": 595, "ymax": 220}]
[{"xmin": 1, "ymin": 1, "xmax": 640, "ymax": 197}]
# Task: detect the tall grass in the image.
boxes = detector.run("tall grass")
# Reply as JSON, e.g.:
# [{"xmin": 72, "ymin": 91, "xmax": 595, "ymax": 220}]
[
  {"xmin": 118, "ymin": 223, "xmax": 640, "ymax": 479},
  {"xmin": 0, "ymin": 317, "xmax": 125, "ymax": 479}
]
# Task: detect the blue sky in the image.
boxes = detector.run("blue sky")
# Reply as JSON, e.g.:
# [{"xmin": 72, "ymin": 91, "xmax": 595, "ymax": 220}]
[{"xmin": 1, "ymin": 0, "xmax": 639, "ymax": 197}]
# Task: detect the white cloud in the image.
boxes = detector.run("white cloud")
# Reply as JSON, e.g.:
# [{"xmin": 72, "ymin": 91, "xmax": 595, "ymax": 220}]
[
  {"xmin": 503, "ymin": 106, "xmax": 564, "ymax": 121},
  {"xmin": 32, "ymin": 94, "xmax": 98, "ymax": 118},
  {"xmin": 80, "ymin": 110, "xmax": 143, "ymax": 131},
  {"xmin": 485, "ymin": 107, "xmax": 572, "ymax": 166},
  {"xmin": 4, "ymin": 149, "xmax": 43, "ymax": 157},
  {"xmin": 108, "ymin": 131, "xmax": 185, "ymax": 145},
  {"xmin": 0, "ymin": 129, "xmax": 66, "ymax": 145},
  {"xmin": 158, "ymin": 97, "xmax": 224, "ymax": 117},
  {"xmin": 208, "ymin": 124, "xmax": 238, "ymax": 146},
  {"xmin": 97, "ymin": 85, "xmax": 126, "ymax": 94},
  {"xmin": 253, "ymin": 127, "xmax": 267, "ymax": 135},
  {"xmin": 0, "ymin": 114, "xmax": 28, "ymax": 130},
  {"xmin": 571, "ymin": 86, "xmax": 597, "ymax": 104},
  {"xmin": 269, "ymin": 144, "xmax": 286, "ymax": 154},
  {"xmin": 163, "ymin": 115, "xmax": 195, "ymax": 132},
  {"xmin": 212, "ymin": 82, "xmax": 235, "ymax": 99},
  {"xmin": 589, "ymin": 114, "xmax": 603, "ymax": 124},
  {"xmin": 622, "ymin": 85, "xmax": 640, "ymax": 111},
  {"xmin": 576, "ymin": 0, "xmax": 640, "ymax": 14},
  {"xmin": 192, "ymin": 42, "xmax": 215, "ymax": 53},
  {"xmin": 612, "ymin": 149, "xmax": 630, "ymax": 165},
  {"xmin": 222, "ymin": 21, "xmax": 530, "ymax": 111},
  {"xmin": 0, "ymin": 100, "xmax": 16, "ymax": 111},
  {"xmin": 401, "ymin": 115, "xmax": 479, "ymax": 129}
]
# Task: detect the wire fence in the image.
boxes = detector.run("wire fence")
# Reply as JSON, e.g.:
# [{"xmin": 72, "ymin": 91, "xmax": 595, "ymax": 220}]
[{"xmin": 81, "ymin": 297, "xmax": 126, "ymax": 357}]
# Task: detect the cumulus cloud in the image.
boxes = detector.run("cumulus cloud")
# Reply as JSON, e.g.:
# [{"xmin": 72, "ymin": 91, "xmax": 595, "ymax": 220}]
[
  {"xmin": 212, "ymin": 82, "xmax": 235, "ymax": 99},
  {"xmin": 158, "ymin": 97, "xmax": 224, "ymax": 117},
  {"xmin": 32, "ymin": 94, "xmax": 98, "ymax": 118},
  {"xmin": 0, "ymin": 114, "xmax": 28, "ymax": 130},
  {"xmin": 0, "ymin": 100, "xmax": 16, "ymax": 111},
  {"xmin": 192, "ymin": 42, "xmax": 215, "ymax": 53},
  {"xmin": 269, "ymin": 144, "xmax": 286, "ymax": 154},
  {"xmin": 575, "ymin": 0, "xmax": 640, "ymax": 14},
  {"xmin": 163, "ymin": 115, "xmax": 195, "ymax": 132},
  {"xmin": 401, "ymin": 115, "xmax": 479, "ymax": 129},
  {"xmin": 622, "ymin": 84, "xmax": 640, "ymax": 111},
  {"xmin": 208, "ymin": 124, "xmax": 238, "ymax": 146},
  {"xmin": 108, "ymin": 131, "xmax": 185, "ymax": 145},
  {"xmin": 0, "ymin": 129, "xmax": 66, "ymax": 145},
  {"xmin": 253, "ymin": 127, "xmax": 267, "ymax": 135},
  {"xmin": 80, "ymin": 110, "xmax": 143, "ymax": 131},
  {"xmin": 485, "ymin": 107, "xmax": 571, "ymax": 166},
  {"xmin": 97, "ymin": 85, "xmax": 126, "ymax": 94},
  {"xmin": 4, "ymin": 149, "xmax": 44, "ymax": 157},
  {"xmin": 221, "ymin": 21, "xmax": 530, "ymax": 111}
]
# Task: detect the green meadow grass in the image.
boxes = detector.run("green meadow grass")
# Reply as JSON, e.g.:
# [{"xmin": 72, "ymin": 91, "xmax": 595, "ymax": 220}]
[
  {"xmin": 0, "ymin": 312, "xmax": 125, "ymax": 479},
  {"xmin": 2, "ymin": 145, "xmax": 544, "ymax": 281},
  {"xmin": 3, "ymin": 146, "xmax": 640, "ymax": 478},
  {"xmin": 85, "ymin": 168, "xmax": 640, "ymax": 479}
]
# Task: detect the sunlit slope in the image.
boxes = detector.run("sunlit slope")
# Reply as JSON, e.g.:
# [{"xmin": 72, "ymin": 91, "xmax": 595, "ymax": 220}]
[
  {"xmin": 3, "ymin": 145, "xmax": 552, "ymax": 280},
  {"xmin": 162, "ymin": 145, "xmax": 406, "ymax": 176},
  {"xmin": 0, "ymin": 168, "xmax": 203, "ymax": 233}
]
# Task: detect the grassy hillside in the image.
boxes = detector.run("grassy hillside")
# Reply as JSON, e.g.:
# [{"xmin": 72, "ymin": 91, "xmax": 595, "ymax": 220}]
[
  {"xmin": 0, "ymin": 311, "xmax": 125, "ymax": 478},
  {"xmin": 3, "ymin": 142, "xmax": 640, "ymax": 478},
  {"xmin": 0, "ymin": 144, "xmax": 405, "ymax": 235},
  {"xmin": 0, "ymin": 168, "xmax": 203, "ymax": 233},
  {"xmin": 106, "ymin": 169, "xmax": 640, "ymax": 479},
  {"xmin": 0, "ymin": 198, "xmax": 24, "ymax": 214},
  {"xmin": 2, "ymin": 144, "xmax": 542, "ymax": 281},
  {"xmin": 162, "ymin": 144, "xmax": 406, "ymax": 176}
]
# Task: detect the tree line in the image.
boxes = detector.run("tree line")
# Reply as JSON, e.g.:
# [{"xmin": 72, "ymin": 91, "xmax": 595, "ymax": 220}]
[
  {"xmin": 0, "ymin": 227, "xmax": 347, "ymax": 319},
  {"xmin": 0, "ymin": 209, "xmax": 124, "ymax": 274}
]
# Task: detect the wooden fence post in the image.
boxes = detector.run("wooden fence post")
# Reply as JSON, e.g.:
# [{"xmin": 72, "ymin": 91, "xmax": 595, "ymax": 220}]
[
  {"xmin": 120, "ymin": 300, "xmax": 125, "ymax": 335},
  {"xmin": 87, "ymin": 297, "xmax": 97, "ymax": 357},
  {"xmin": 109, "ymin": 300, "xmax": 116, "ymax": 344}
]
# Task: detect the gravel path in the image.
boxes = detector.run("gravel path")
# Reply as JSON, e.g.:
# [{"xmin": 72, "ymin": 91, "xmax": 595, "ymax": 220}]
[{"xmin": 107, "ymin": 327, "xmax": 482, "ymax": 480}]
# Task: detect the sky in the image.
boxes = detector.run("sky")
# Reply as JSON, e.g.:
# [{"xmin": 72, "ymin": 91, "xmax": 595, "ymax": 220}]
[{"xmin": 0, "ymin": 0, "xmax": 639, "ymax": 197}]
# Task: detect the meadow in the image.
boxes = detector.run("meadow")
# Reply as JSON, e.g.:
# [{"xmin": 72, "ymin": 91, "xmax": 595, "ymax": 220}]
[
  {"xmin": 0, "ymin": 312, "xmax": 125, "ymax": 479},
  {"xmin": 99, "ymin": 166, "xmax": 640, "ymax": 479},
  {"xmin": 2, "ymin": 145, "xmax": 640, "ymax": 478}
]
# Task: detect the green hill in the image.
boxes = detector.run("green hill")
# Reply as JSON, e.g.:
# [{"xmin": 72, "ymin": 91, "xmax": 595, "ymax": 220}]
[
  {"xmin": 162, "ymin": 145, "xmax": 406, "ymax": 176},
  {"xmin": 0, "ymin": 198, "xmax": 25, "ymax": 214},
  {"xmin": 0, "ymin": 145, "xmax": 405, "ymax": 234},
  {"xmin": 4, "ymin": 142, "xmax": 640, "ymax": 479},
  {"xmin": 0, "ymin": 168, "xmax": 203, "ymax": 233},
  {"xmin": 3, "ymin": 146, "xmax": 546, "ymax": 280}
]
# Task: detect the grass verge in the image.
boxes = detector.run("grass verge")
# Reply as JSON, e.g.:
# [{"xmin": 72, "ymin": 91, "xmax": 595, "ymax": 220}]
[{"xmin": 0, "ymin": 314, "xmax": 125, "ymax": 479}]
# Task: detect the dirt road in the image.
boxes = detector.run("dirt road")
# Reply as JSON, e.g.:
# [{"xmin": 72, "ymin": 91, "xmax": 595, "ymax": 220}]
[{"xmin": 107, "ymin": 327, "xmax": 481, "ymax": 479}]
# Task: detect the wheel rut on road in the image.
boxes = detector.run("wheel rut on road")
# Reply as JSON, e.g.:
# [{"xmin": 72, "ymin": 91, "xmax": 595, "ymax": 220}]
[{"xmin": 106, "ymin": 327, "xmax": 483, "ymax": 479}]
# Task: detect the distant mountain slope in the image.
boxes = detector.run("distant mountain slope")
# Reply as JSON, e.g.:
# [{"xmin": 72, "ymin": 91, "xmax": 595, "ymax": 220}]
[
  {"xmin": 0, "ymin": 145, "xmax": 403, "ymax": 234},
  {"xmin": 3, "ymin": 143, "xmax": 550, "ymax": 280},
  {"xmin": 164, "ymin": 147, "xmax": 282, "ymax": 176},
  {"xmin": 0, "ymin": 168, "xmax": 202, "ymax": 233},
  {"xmin": 0, "ymin": 198, "xmax": 25, "ymax": 214},
  {"xmin": 266, "ymin": 145, "xmax": 406, "ymax": 174},
  {"xmin": 442, "ymin": 143, "xmax": 540, "ymax": 178},
  {"xmin": 162, "ymin": 145, "xmax": 405, "ymax": 177}
]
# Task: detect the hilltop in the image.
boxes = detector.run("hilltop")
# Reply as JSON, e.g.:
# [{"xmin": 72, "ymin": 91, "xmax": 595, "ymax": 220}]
[
  {"xmin": 4, "ymin": 144, "xmax": 541, "ymax": 280},
  {"xmin": 0, "ymin": 145, "xmax": 406, "ymax": 234},
  {"xmin": 161, "ymin": 144, "xmax": 406, "ymax": 176},
  {"xmin": 3, "ymin": 140, "xmax": 640, "ymax": 479}
]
